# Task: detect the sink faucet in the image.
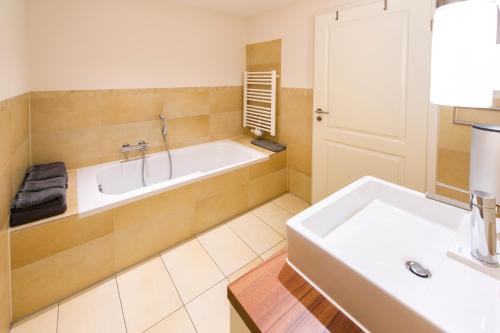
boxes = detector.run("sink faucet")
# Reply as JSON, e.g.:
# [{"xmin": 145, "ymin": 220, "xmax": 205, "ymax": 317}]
[
  {"xmin": 427, "ymin": 124, "xmax": 499, "ymax": 268},
  {"xmin": 470, "ymin": 191, "xmax": 498, "ymax": 267}
]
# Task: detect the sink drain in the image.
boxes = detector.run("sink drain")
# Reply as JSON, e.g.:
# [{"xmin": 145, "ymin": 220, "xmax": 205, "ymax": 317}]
[{"xmin": 405, "ymin": 261, "xmax": 431, "ymax": 278}]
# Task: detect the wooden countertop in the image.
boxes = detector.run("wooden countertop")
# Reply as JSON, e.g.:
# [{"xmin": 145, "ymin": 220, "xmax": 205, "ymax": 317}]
[{"xmin": 228, "ymin": 249, "xmax": 363, "ymax": 333}]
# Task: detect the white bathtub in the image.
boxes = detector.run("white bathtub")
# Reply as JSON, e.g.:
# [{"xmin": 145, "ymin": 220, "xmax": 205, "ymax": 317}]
[{"xmin": 77, "ymin": 140, "xmax": 268, "ymax": 216}]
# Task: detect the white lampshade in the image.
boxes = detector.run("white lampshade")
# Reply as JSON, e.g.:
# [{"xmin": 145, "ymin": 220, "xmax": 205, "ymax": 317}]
[{"xmin": 430, "ymin": 0, "xmax": 498, "ymax": 107}]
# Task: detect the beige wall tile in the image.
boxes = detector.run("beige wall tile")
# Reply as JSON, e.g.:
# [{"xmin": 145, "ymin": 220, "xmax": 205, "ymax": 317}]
[
  {"xmin": 194, "ymin": 184, "xmax": 249, "ymax": 233},
  {"xmin": 191, "ymin": 168, "xmax": 249, "ymax": 202},
  {"xmin": 248, "ymin": 168, "xmax": 287, "ymax": 207},
  {"xmin": 437, "ymin": 148, "xmax": 469, "ymax": 191},
  {"xmin": 209, "ymin": 111, "xmax": 243, "ymax": 140},
  {"xmin": 167, "ymin": 115, "xmax": 209, "ymax": 145},
  {"xmin": 11, "ymin": 211, "xmax": 114, "ymax": 269},
  {"xmin": 249, "ymin": 150, "xmax": 286, "ymax": 180},
  {"xmin": 209, "ymin": 87, "xmax": 243, "ymax": 114},
  {"xmin": 30, "ymin": 91, "xmax": 101, "ymax": 135},
  {"xmin": 163, "ymin": 88, "xmax": 211, "ymax": 119},
  {"xmin": 246, "ymin": 40, "xmax": 281, "ymax": 67},
  {"xmin": 11, "ymin": 235, "xmax": 115, "ymax": 321},
  {"xmin": 10, "ymin": 139, "xmax": 31, "ymax": 199},
  {"xmin": 30, "ymin": 87, "xmax": 244, "ymax": 169},
  {"xmin": 0, "ymin": 219, "xmax": 10, "ymax": 333},
  {"xmin": 288, "ymin": 168, "xmax": 312, "ymax": 204},
  {"xmin": 0, "ymin": 102, "xmax": 12, "ymax": 170},
  {"xmin": 10, "ymin": 94, "xmax": 30, "ymax": 156},
  {"xmin": 31, "ymin": 129, "xmax": 101, "ymax": 169},
  {"xmin": 0, "ymin": 164, "xmax": 12, "ymax": 226},
  {"xmin": 98, "ymin": 89, "xmax": 163, "ymax": 126}
]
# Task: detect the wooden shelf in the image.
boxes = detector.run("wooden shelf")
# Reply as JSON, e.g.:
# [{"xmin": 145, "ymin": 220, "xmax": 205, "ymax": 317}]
[{"xmin": 228, "ymin": 249, "xmax": 362, "ymax": 333}]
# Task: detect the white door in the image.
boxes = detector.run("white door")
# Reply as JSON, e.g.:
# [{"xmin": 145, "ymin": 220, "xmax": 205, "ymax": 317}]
[{"xmin": 312, "ymin": 0, "xmax": 432, "ymax": 202}]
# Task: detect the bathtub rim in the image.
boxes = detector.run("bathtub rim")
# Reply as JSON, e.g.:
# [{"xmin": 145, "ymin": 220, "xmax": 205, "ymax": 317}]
[{"xmin": 77, "ymin": 139, "xmax": 270, "ymax": 218}]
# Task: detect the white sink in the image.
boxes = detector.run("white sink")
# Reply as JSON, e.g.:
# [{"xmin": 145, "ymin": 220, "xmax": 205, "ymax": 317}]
[{"xmin": 287, "ymin": 176, "xmax": 500, "ymax": 333}]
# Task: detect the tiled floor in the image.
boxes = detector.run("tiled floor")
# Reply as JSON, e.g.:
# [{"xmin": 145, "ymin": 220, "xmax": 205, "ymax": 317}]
[{"xmin": 10, "ymin": 193, "xmax": 310, "ymax": 333}]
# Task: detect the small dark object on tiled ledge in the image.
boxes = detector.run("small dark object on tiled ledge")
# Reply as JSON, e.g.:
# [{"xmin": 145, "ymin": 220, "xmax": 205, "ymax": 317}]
[{"xmin": 10, "ymin": 162, "xmax": 68, "ymax": 227}]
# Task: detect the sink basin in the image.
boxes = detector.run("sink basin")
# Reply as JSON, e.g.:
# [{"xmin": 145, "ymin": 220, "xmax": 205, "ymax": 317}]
[{"xmin": 287, "ymin": 176, "xmax": 500, "ymax": 333}]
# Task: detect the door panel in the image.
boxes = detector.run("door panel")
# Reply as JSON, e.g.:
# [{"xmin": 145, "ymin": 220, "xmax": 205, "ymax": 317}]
[
  {"xmin": 312, "ymin": 0, "xmax": 432, "ymax": 202},
  {"xmin": 326, "ymin": 142, "xmax": 404, "ymax": 191}
]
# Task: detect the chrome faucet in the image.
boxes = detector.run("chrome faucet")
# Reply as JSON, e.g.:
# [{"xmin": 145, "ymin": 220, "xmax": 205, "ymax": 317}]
[
  {"xmin": 426, "ymin": 124, "xmax": 499, "ymax": 268},
  {"xmin": 426, "ymin": 191, "xmax": 498, "ymax": 267},
  {"xmin": 121, "ymin": 141, "xmax": 150, "ymax": 153},
  {"xmin": 470, "ymin": 191, "xmax": 498, "ymax": 267}
]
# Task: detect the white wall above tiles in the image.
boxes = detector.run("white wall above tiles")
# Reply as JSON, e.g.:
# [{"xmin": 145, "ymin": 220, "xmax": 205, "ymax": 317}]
[
  {"xmin": 173, "ymin": 0, "xmax": 299, "ymax": 16},
  {"xmin": 0, "ymin": 0, "xmax": 28, "ymax": 100},
  {"xmin": 27, "ymin": 0, "xmax": 246, "ymax": 91}
]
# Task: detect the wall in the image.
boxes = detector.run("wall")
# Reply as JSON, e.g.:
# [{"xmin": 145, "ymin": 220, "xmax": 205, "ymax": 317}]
[
  {"xmin": 245, "ymin": 0, "xmax": 349, "ymax": 203},
  {"xmin": 30, "ymin": 87, "xmax": 244, "ymax": 169},
  {"xmin": 436, "ymin": 102, "xmax": 500, "ymax": 202},
  {"xmin": 0, "ymin": 0, "xmax": 30, "ymax": 331},
  {"xmin": 27, "ymin": 0, "xmax": 245, "ymax": 91},
  {"xmin": 26, "ymin": 0, "xmax": 248, "ymax": 170}
]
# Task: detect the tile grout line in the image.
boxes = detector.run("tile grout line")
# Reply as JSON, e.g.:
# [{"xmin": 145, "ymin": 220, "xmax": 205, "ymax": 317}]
[
  {"xmin": 157, "ymin": 255, "xmax": 199, "ymax": 333},
  {"xmin": 55, "ymin": 303, "xmax": 60, "ymax": 333},
  {"xmin": 250, "ymin": 206, "xmax": 290, "ymax": 237},
  {"xmin": 197, "ymin": 228, "xmax": 261, "ymax": 281},
  {"xmin": 114, "ymin": 275, "xmax": 129, "ymax": 333},
  {"xmin": 226, "ymin": 218, "xmax": 283, "ymax": 258}
]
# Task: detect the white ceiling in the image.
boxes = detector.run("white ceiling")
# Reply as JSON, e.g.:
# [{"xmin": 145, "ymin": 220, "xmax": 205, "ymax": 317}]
[{"xmin": 173, "ymin": 0, "xmax": 299, "ymax": 16}]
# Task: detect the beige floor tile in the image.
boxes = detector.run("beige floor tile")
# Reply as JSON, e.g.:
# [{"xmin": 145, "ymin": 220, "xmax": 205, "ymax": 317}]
[
  {"xmin": 227, "ymin": 258, "xmax": 263, "ymax": 283},
  {"xmin": 197, "ymin": 225, "xmax": 257, "ymax": 276},
  {"xmin": 145, "ymin": 307, "xmax": 196, "ymax": 333},
  {"xmin": 10, "ymin": 305, "xmax": 58, "ymax": 333},
  {"xmin": 58, "ymin": 279, "xmax": 126, "ymax": 333},
  {"xmin": 116, "ymin": 257, "xmax": 182, "ymax": 333},
  {"xmin": 251, "ymin": 202, "xmax": 293, "ymax": 237},
  {"xmin": 260, "ymin": 240, "xmax": 288, "ymax": 260},
  {"xmin": 186, "ymin": 280, "xmax": 229, "ymax": 333},
  {"xmin": 272, "ymin": 193, "xmax": 310, "ymax": 215},
  {"xmin": 161, "ymin": 240, "xmax": 224, "ymax": 303},
  {"xmin": 228, "ymin": 213, "xmax": 283, "ymax": 255}
]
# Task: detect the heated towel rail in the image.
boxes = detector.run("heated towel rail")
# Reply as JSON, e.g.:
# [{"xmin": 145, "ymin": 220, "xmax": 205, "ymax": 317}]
[{"xmin": 243, "ymin": 71, "xmax": 277, "ymax": 136}]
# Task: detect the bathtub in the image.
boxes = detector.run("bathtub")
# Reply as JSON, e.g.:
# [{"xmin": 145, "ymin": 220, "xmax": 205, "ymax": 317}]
[{"xmin": 77, "ymin": 140, "xmax": 269, "ymax": 215}]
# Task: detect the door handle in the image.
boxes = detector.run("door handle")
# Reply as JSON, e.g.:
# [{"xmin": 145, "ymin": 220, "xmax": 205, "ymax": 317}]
[{"xmin": 315, "ymin": 108, "xmax": 329, "ymax": 115}]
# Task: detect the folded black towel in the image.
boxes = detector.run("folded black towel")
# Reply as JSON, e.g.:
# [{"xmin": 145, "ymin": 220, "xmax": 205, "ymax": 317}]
[
  {"xmin": 26, "ymin": 162, "xmax": 66, "ymax": 174},
  {"xmin": 10, "ymin": 202, "xmax": 67, "ymax": 227},
  {"xmin": 21, "ymin": 177, "xmax": 67, "ymax": 192},
  {"xmin": 25, "ymin": 162, "xmax": 67, "ymax": 186},
  {"xmin": 13, "ymin": 187, "xmax": 66, "ymax": 210}
]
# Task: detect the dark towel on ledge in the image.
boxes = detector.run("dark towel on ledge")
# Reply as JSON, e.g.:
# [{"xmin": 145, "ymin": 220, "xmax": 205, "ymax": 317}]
[
  {"xmin": 10, "ymin": 202, "xmax": 67, "ymax": 227},
  {"xmin": 13, "ymin": 188, "xmax": 66, "ymax": 210},
  {"xmin": 22, "ymin": 177, "xmax": 67, "ymax": 192},
  {"xmin": 10, "ymin": 188, "xmax": 67, "ymax": 227},
  {"xmin": 25, "ymin": 162, "xmax": 68, "ymax": 187}
]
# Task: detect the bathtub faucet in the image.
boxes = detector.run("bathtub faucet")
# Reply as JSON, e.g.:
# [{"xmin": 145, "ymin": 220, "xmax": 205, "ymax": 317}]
[{"xmin": 121, "ymin": 141, "xmax": 150, "ymax": 154}]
